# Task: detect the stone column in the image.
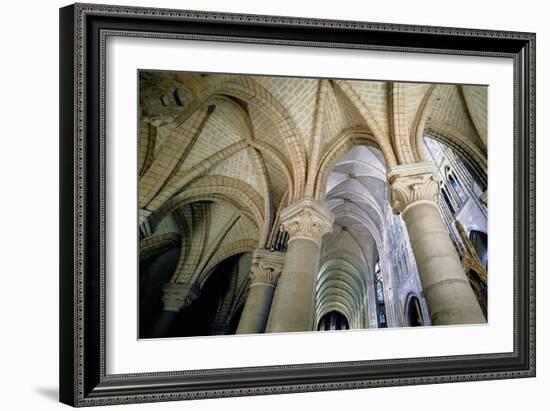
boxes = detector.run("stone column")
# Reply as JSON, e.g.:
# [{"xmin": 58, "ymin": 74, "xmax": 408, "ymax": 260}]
[
  {"xmin": 265, "ymin": 198, "xmax": 334, "ymax": 333},
  {"xmin": 387, "ymin": 162, "xmax": 485, "ymax": 325},
  {"xmin": 151, "ymin": 283, "xmax": 200, "ymax": 337},
  {"xmin": 236, "ymin": 249, "xmax": 285, "ymax": 334}
]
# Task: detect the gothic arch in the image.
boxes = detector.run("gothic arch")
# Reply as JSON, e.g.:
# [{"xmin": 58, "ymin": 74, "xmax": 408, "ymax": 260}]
[
  {"xmin": 331, "ymin": 80, "xmax": 397, "ymax": 167},
  {"xmin": 317, "ymin": 306, "xmax": 354, "ymax": 330},
  {"xmin": 316, "ymin": 256, "xmax": 369, "ymax": 329},
  {"xmin": 313, "ymin": 127, "xmax": 379, "ymax": 200},
  {"xmin": 424, "ymin": 121, "xmax": 488, "ymax": 190},
  {"xmin": 213, "ymin": 79, "xmax": 308, "ymax": 198},
  {"xmin": 155, "ymin": 176, "xmax": 267, "ymax": 244},
  {"xmin": 138, "ymin": 72, "xmax": 489, "ymax": 337},
  {"xmin": 404, "ymin": 293, "xmax": 425, "ymax": 327},
  {"xmin": 197, "ymin": 239, "xmax": 258, "ymax": 287}
]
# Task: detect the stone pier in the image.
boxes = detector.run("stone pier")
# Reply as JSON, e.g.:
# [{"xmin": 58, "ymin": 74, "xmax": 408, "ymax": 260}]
[
  {"xmin": 236, "ymin": 249, "xmax": 285, "ymax": 334},
  {"xmin": 265, "ymin": 198, "xmax": 334, "ymax": 333},
  {"xmin": 387, "ymin": 162, "xmax": 485, "ymax": 325}
]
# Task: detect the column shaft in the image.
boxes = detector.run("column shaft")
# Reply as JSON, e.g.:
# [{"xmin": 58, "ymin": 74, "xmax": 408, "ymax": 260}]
[
  {"xmin": 236, "ymin": 249, "xmax": 285, "ymax": 334},
  {"xmin": 402, "ymin": 202, "xmax": 485, "ymax": 324},
  {"xmin": 152, "ymin": 282, "xmax": 200, "ymax": 337},
  {"xmin": 151, "ymin": 310, "xmax": 177, "ymax": 338},
  {"xmin": 266, "ymin": 238, "xmax": 320, "ymax": 332},
  {"xmin": 264, "ymin": 198, "xmax": 334, "ymax": 333},
  {"xmin": 388, "ymin": 162, "xmax": 486, "ymax": 326},
  {"xmin": 236, "ymin": 283, "xmax": 275, "ymax": 334}
]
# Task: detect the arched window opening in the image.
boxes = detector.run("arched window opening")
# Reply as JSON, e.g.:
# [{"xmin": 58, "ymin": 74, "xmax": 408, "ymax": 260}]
[
  {"xmin": 425, "ymin": 136, "xmax": 486, "ymax": 192},
  {"xmin": 376, "ymin": 282, "xmax": 384, "ymax": 304},
  {"xmin": 378, "ymin": 311, "xmax": 387, "ymax": 327},
  {"xmin": 469, "ymin": 230, "xmax": 488, "ymax": 270},
  {"xmin": 374, "ymin": 258, "xmax": 388, "ymax": 328},
  {"xmin": 375, "ymin": 260, "xmax": 384, "ymax": 303},
  {"xmin": 407, "ymin": 296, "xmax": 424, "ymax": 327},
  {"xmin": 448, "ymin": 171, "xmax": 460, "ymax": 191},
  {"xmin": 317, "ymin": 311, "xmax": 350, "ymax": 331},
  {"xmin": 448, "ymin": 171, "xmax": 465, "ymax": 203},
  {"xmin": 441, "ymin": 188, "xmax": 456, "ymax": 215}
]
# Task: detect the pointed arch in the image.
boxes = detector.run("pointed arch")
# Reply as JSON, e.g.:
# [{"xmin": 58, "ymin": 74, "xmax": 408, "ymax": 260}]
[
  {"xmin": 425, "ymin": 121, "xmax": 488, "ymax": 190},
  {"xmin": 332, "ymin": 80, "xmax": 397, "ymax": 167},
  {"xmin": 313, "ymin": 127, "xmax": 378, "ymax": 200}
]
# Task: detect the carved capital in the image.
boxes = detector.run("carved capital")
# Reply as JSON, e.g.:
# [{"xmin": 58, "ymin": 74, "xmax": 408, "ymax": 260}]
[
  {"xmin": 249, "ymin": 249, "xmax": 285, "ymax": 287},
  {"xmin": 387, "ymin": 162, "xmax": 440, "ymax": 214},
  {"xmin": 279, "ymin": 198, "xmax": 334, "ymax": 246},
  {"xmin": 161, "ymin": 282, "xmax": 200, "ymax": 312}
]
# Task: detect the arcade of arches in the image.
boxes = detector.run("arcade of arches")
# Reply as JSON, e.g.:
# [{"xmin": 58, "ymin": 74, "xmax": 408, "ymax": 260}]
[{"xmin": 138, "ymin": 72, "xmax": 488, "ymax": 338}]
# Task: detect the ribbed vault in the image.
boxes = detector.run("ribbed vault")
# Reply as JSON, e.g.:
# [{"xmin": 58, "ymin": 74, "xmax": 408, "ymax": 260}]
[
  {"xmin": 138, "ymin": 71, "xmax": 488, "ymax": 337},
  {"xmin": 319, "ymin": 145, "xmax": 391, "ymax": 329}
]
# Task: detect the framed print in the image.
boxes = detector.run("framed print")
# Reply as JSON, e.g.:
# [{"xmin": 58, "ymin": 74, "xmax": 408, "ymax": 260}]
[{"xmin": 59, "ymin": 2, "xmax": 536, "ymax": 407}]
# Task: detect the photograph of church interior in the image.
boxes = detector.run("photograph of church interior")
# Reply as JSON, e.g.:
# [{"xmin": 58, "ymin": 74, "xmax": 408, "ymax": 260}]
[{"xmin": 138, "ymin": 71, "xmax": 488, "ymax": 338}]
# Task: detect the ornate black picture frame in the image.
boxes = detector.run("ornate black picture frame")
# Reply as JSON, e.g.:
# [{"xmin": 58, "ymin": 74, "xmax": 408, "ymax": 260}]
[{"xmin": 59, "ymin": 3, "xmax": 535, "ymax": 407}]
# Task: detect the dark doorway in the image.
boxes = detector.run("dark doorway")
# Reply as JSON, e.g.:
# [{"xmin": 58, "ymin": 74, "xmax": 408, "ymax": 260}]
[
  {"xmin": 159, "ymin": 254, "xmax": 244, "ymax": 338},
  {"xmin": 407, "ymin": 296, "xmax": 424, "ymax": 327},
  {"xmin": 317, "ymin": 311, "xmax": 350, "ymax": 331}
]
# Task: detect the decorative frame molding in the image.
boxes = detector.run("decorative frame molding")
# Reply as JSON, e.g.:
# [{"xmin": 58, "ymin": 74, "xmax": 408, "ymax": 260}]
[{"xmin": 59, "ymin": 3, "xmax": 535, "ymax": 407}]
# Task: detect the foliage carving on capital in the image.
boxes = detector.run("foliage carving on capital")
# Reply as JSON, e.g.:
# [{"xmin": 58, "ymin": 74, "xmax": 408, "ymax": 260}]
[
  {"xmin": 161, "ymin": 282, "xmax": 200, "ymax": 312},
  {"xmin": 249, "ymin": 262, "xmax": 282, "ymax": 286},
  {"xmin": 279, "ymin": 198, "xmax": 335, "ymax": 245},
  {"xmin": 387, "ymin": 162, "xmax": 440, "ymax": 214},
  {"xmin": 249, "ymin": 249, "xmax": 285, "ymax": 287}
]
